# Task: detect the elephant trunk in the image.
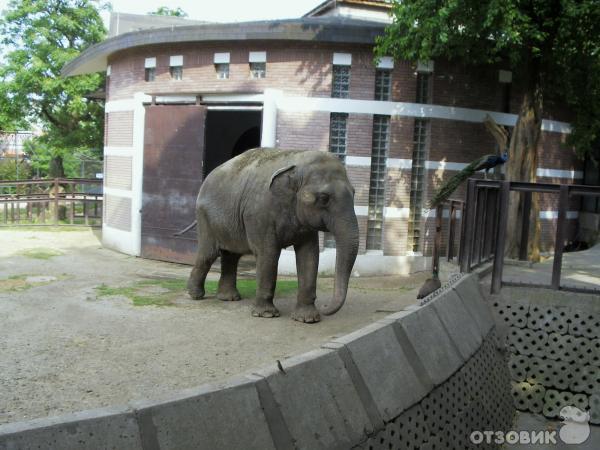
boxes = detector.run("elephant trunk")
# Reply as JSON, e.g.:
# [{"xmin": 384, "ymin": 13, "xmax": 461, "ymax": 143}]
[{"xmin": 320, "ymin": 208, "xmax": 359, "ymax": 316}]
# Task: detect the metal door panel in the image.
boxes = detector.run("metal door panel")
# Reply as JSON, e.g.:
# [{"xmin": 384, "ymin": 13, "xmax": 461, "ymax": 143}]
[{"xmin": 141, "ymin": 104, "xmax": 206, "ymax": 263}]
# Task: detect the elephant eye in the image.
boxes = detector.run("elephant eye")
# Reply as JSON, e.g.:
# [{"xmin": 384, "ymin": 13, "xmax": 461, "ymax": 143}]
[{"xmin": 316, "ymin": 192, "xmax": 330, "ymax": 206}]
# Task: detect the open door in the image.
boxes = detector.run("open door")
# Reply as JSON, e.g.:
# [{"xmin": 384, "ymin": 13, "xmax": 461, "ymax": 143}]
[{"xmin": 141, "ymin": 104, "xmax": 206, "ymax": 263}]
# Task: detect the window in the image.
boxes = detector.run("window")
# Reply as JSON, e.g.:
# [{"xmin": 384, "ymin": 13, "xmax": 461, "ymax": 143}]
[
  {"xmin": 374, "ymin": 69, "xmax": 392, "ymax": 101},
  {"xmin": 366, "ymin": 115, "xmax": 390, "ymax": 250},
  {"xmin": 250, "ymin": 62, "xmax": 266, "ymax": 79},
  {"xmin": 407, "ymin": 119, "xmax": 429, "ymax": 252},
  {"xmin": 249, "ymin": 51, "xmax": 266, "ymax": 79},
  {"xmin": 332, "ymin": 65, "xmax": 350, "ymax": 98},
  {"xmin": 324, "ymin": 112, "xmax": 348, "ymax": 248},
  {"xmin": 214, "ymin": 52, "xmax": 231, "ymax": 80},
  {"xmin": 416, "ymin": 73, "xmax": 430, "ymax": 104},
  {"xmin": 216, "ymin": 63, "xmax": 229, "ymax": 79},
  {"xmin": 169, "ymin": 55, "xmax": 183, "ymax": 80},
  {"xmin": 144, "ymin": 57, "xmax": 156, "ymax": 82}
]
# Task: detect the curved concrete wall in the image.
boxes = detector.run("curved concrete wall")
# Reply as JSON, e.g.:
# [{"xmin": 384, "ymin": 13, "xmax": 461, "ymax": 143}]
[{"xmin": 0, "ymin": 273, "xmax": 513, "ymax": 450}]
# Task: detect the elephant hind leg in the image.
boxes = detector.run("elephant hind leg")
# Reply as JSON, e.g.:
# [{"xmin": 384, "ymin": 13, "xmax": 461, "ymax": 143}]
[
  {"xmin": 187, "ymin": 211, "xmax": 218, "ymax": 300},
  {"xmin": 217, "ymin": 250, "xmax": 242, "ymax": 301}
]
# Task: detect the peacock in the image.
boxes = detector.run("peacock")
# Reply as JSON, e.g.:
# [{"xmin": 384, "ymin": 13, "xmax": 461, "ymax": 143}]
[{"xmin": 428, "ymin": 152, "xmax": 508, "ymax": 208}]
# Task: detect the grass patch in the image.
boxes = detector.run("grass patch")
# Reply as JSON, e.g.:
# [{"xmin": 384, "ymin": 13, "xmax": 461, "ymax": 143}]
[
  {"xmin": 19, "ymin": 248, "xmax": 64, "ymax": 259},
  {"xmin": 0, "ymin": 274, "xmax": 60, "ymax": 293},
  {"xmin": 95, "ymin": 278, "xmax": 298, "ymax": 307}
]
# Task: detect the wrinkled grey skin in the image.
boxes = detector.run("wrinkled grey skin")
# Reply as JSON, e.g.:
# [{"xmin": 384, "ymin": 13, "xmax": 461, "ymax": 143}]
[{"xmin": 187, "ymin": 148, "xmax": 359, "ymax": 323}]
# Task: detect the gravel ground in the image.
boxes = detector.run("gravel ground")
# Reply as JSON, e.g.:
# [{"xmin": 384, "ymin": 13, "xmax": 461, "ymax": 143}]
[{"xmin": 0, "ymin": 227, "xmax": 429, "ymax": 424}]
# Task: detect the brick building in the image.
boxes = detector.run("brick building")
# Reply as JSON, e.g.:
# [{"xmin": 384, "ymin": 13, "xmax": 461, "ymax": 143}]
[{"xmin": 63, "ymin": 0, "xmax": 582, "ymax": 274}]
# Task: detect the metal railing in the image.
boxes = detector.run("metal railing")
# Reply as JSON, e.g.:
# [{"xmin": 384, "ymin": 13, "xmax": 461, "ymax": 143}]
[
  {"xmin": 429, "ymin": 199, "xmax": 465, "ymax": 278},
  {"xmin": 458, "ymin": 178, "xmax": 600, "ymax": 294},
  {"xmin": 0, "ymin": 178, "xmax": 102, "ymax": 227}
]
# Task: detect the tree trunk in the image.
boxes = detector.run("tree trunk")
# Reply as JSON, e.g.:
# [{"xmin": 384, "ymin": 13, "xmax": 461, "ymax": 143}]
[
  {"xmin": 505, "ymin": 88, "xmax": 543, "ymax": 260},
  {"xmin": 49, "ymin": 155, "xmax": 65, "ymax": 178}
]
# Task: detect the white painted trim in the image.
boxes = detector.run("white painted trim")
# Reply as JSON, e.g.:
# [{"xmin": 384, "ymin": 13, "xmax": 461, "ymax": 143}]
[
  {"xmin": 144, "ymin": 57, "xmax": 156, "ymax": 68},
  {"xmin": 384, "ymin": 207, "xmax": 410, "ymax": 218},
  {"xmin": 261, "ymin": 89, "xmax": 281, "ymax": 147},
  {"xmin": 155, "ymin": 95, "xmax": 197, "ymax": 104},
  {"xmin": 540, "ymin": 211, "xmax": 579, "ymax": 220},
  {"xmin": 169, "ymin": 55, "xmax": 183, "ymax": 66},
  {"xmin": 104, "ymin": 146, "xmax": 133, "ymax": 157},
  {"xmin": 207, "ymin": 105, "xmax": 262, "ymax": 111},
  {"xmin": 214, "ymin": 52, "xmax": 230, "ymax": 64},
  {"xmin": 387, "ymin": 158, "xmax": 413, "ymax": 169},
  {"xmin": 425, "ymin": 160, "xmax": 468, "ymax": 171},
  {"xmin": 377, "ymin": 57, "xmax": 394, "ymax": 69},
  {"xmin": 275, "ymin": 96, "xmax": 572, "ymax": 134},
  {"xmin": 417, "ymin": 60, "xmax": 434, "ymax": 73},
  {"xmin": 105, "ymin": 98, "xmax": 137, "ymax": 113},
  {"xmin": 104, "ymin": 187, "xmax": 133, "ymax": 198},
  {"xmin": 106, "ymin": 65, "xmax": 111, "ymax": 76},
  {"xmin": 354, "ymin": 205, "xmax": 369, "ymax": 216},
  {"xmin": 333, "ymin": 52, "xmax": 352, "ymax": 66},
  {"xmin": 421, "ymin": 208, "xmax": 463, "ymax": 219},
  {"xmin": 249, "ymin": 51, "xmax": 267, "ymax": 63},
  {"xmin": 102, "ymin": 224, "xmax": 138, "ymax": 255},
  {"xmin": 346, "ymin": 156, "xmax": 371, "ymax": 166},
  {"xmin": 278, "ymin": 249, "xmax": 429, "ymax": 275},
  {"xmin": 536, "ymin": 168, "xmax": 584, "ymax": 180},
  {"xmin": 131, "ymin": 92, "xmax": 151, "ymax": 257},
  {"xmin": 202, "ymin": 93, "xmax": 264, "ymax": 103}
]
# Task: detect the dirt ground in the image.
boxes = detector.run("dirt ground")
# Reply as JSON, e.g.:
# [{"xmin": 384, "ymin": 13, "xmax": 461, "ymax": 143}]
[{"xmin": 0, "ymin": 227, "xmax": 431, "ymax": 424}]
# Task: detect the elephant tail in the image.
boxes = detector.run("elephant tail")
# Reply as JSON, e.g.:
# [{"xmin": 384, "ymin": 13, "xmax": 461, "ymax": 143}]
[{"xmin": 173, "ymin": 220, "xmax": 197, "ymax": 236}]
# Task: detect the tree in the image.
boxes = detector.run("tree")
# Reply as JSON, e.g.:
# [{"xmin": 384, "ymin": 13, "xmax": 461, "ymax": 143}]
[
  {"xmin": 377, "ymin": 0, "xmax": 600, "ymax": 259},
  {"xmin": 149, "ymin": 6, "xmax": 188, "ymax": 17},
  {"xmin": 0, "ymin": 0, "xmax": 107, "ymax": 178}
]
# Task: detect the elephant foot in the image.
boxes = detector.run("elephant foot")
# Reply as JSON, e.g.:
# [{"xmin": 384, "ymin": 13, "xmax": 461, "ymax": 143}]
[
  {"xmin": 187, "ymin": 280, "xmax": 205, "ymax": 300},
  {"xmin": 216, "ymin": 288, "xmax": 241, "ymax": 302},
  {"xmin": 251, "ymin": 300, "xmax": 280, "ymax": 318},
  {"xmin": 291, "ymin": 304, "xmax": 321, "ymax": 323}
]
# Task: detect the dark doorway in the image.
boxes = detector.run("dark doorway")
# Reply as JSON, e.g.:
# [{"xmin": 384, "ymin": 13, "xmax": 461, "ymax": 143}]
[{"xmin": 204, "ymin": 109, "xmax": 262, "ymax": 176}]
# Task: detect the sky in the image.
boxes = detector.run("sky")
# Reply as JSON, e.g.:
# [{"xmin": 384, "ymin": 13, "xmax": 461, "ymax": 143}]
[{"xmin": 0, "ymin": 0, "xmax": 326, "ymax": 25}]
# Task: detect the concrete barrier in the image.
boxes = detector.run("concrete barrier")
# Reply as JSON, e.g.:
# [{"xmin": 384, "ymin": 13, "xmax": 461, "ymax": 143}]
[{"xmin": 1, "ymin": 272, "xmax": 513, "ymax": 450}]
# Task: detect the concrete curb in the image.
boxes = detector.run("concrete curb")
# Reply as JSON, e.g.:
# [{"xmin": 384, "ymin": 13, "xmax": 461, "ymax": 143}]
[{"xmin": 1, "ymin": 272, "xmax": 501, "ymax": 450}]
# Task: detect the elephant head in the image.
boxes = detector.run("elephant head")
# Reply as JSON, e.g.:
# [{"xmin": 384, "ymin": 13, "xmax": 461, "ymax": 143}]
[{"xmin": 271, "ymin": 153, "xmax": 359, "ymax": 316}]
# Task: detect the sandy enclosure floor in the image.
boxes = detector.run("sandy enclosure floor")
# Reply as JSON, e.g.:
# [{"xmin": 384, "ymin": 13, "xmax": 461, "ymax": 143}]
[{"xmin": 0, "ymin": 228, "xmax": 430, "ymax": 424}]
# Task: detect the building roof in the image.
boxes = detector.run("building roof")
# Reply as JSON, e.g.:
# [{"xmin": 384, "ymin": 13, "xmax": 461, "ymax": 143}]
[
  {"xmin": 108, "ymin": 12, "xmax": 209, "ymax": 37},
  {"xmin": 62, "ymin": 16, "xmax": 386, "ymax": 77},
  {"xmin": 303, "ymin": 0, "xmax": 392, "ymax": 18}
]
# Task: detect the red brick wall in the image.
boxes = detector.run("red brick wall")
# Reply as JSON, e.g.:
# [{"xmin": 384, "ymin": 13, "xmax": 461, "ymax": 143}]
[{"xmin": 276, "ymin": 110, "xmax": 330, "ymax": 151}]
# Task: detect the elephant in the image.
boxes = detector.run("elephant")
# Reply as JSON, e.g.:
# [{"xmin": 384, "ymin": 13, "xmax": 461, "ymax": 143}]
[{"xmin": 186, "ymin": 147, "xmax": 359, "ymax": 323}]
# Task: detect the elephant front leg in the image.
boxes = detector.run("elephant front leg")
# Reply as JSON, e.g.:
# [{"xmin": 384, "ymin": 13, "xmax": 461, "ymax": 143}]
[
  {"xmin": 291, "ymin": 233, "xmax": 320, "ymax": 323},
  {"xmin": 217, "ymin": 251, "xmax": 242, "ymax": 301},
  {"xmin": 251, "ymin": 247, "xmax": 281, "ymax": 318}
]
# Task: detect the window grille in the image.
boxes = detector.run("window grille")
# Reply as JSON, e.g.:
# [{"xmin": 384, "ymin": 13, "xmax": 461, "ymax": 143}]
[
  {"xmin": 144, "ymin": 67, "xmax": 155, "ymax": 82},
  {"xmin": 407, "ymin": 118, "xmax": 429, "ymax": 252},
  {"xmin": 366, "ymin": 115, "xmax": 390, "ymax": 250},
  {"xmin": 324, "ymin": 112, "xmax": 348, "ymax": 248},
  {"xmin": 215, "ymin": 63, "xmax": 229, "ymax": 79},
  {"xmin": 170, "ymin": 66, "xmax": 183, "ymax": 80},
  {"xmin": 332, "ymin": 65, "xmax": 350, "ymax": 98},
  {"xmin": 250, "ymin": 62, "xmax": 266, "ymax": 79},
  {"xmin": 374, "ymin": 69, "xmax": 392, "ymax": 101},
  {"xmin": 416, "ymin": 73, "xmax": 430, "ymax": 104}
]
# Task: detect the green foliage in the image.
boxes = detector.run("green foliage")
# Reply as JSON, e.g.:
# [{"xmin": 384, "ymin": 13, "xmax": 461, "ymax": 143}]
[
  {"xmin": 0, "ymin": 158, "xmax": 32, "ymax": 181},
  {"xmin": 149, "ymin": 6, "xmax": 188, "ymax": 17},
  {"xmin": 25, "ymin": 139, "xmax": 100, "ymax": 178},
  {"xmin": 0, "ymin": 0, "xmax": 108, "ymax": 176},
  {"xmin": 376, "ymin": 0, "xmax": 600, "ymax": 157}
]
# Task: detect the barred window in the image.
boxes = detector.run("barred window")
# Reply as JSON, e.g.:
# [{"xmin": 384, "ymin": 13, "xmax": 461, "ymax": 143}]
[
  {"xmin": 324, "ymin": 112, "xmax": 348, "ymax": 248},
  {"xmin": 250, "ymin": 62, "xmax": 266, "ymax": 79},
  {"xmin": 332, "ymin": 65, "xmax": 350, "ymax": 98},
  {"xmin": 328, "ymin": 112, "xmax": 348, "ymax": 163},
  {"xmin": 407, "ymin": 118, "xmax": 429, "ymax": 252},
  {"xmin": 170, "ymin": 66, "xmax": 183, "ymax": 80},
  {"xmin": 374, "ymin": 69, "xmax": 392, "ymax": 101},
  {"xmin": 366, "ymin": 115, "xmax": 390, "ymax": 250},
  {"xmin": 215, "ymin": 63, "xmax": 229, "ymax": 79},
  {"xmin": 416, "ymin": 73, "xmax": 430, "ymax": 104},
  {"xmin": 144, "ymin": 67, "xmax": 155, "ymax": 82}
]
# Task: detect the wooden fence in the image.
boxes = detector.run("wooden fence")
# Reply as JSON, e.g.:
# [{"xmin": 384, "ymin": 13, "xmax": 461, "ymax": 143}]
[{"xmin": 0, "ymin": 178, "xmax": 102, "ymax": 227}]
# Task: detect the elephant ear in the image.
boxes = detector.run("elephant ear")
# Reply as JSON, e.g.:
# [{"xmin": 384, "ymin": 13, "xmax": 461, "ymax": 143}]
[{"xmin": 269, "ymin": 165, "xmax": 296, "ymax": 189}]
